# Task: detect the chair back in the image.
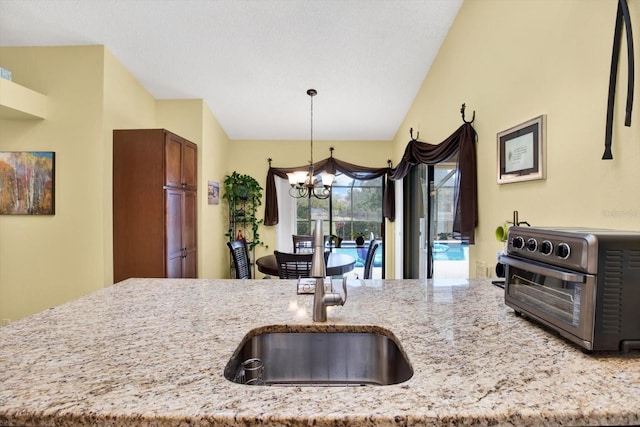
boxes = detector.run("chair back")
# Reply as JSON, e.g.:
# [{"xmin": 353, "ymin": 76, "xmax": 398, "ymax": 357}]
[
  {"xmin": 227, "ymin": 239, "xmax": 251, "ymax": 279},
  {"xmin": 274, "ymin": 250, "xmax": 313, "ymax": 279},
  {"xmin": 292, "ymin": 234, "xmax": 315, "ymax": 253},
  {"xmin": 363, "ymin": 241, "xmax": 380, "ymax": 279}
]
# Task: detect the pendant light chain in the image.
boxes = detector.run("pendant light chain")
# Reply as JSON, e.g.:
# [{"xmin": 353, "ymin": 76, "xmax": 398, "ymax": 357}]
[
  {"xmin": 286, "ymin": 88, "xmax": 332, "ymax": 199},
  {"xmin": 308, "ymin": 88, "xmax": 316, "ymax": 167}
]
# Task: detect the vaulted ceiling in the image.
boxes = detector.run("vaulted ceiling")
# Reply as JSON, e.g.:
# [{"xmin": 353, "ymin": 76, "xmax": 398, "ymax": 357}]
[{"xmin": 0, "ymin": 0, "xmax": 463, "ymax": 141}]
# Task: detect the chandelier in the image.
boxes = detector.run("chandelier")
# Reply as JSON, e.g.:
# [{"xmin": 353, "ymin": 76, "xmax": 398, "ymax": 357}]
[{"xmin": 287, "ymin": 89, "xmax": 335, "ymax": 199}]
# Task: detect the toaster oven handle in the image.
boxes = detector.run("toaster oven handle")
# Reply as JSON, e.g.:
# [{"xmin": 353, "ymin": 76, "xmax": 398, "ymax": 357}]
[{"xmin": 500, "ymin": 256, "xmax": 586, "ymax": 283}]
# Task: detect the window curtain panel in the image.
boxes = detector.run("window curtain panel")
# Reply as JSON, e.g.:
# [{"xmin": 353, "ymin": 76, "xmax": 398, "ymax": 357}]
[
  {"xmin": 389, "ymin": 122, "xmax": 478, "ymax": 244},
  {"xmin": 264, "ymin": 157, "xmax": 393, "ymax": 226}
]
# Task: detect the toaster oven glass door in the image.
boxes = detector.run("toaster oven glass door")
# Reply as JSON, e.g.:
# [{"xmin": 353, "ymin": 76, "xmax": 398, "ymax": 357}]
[{"xmin": 502, "ymin": 256, "xmax": 597, "ymax": 347}]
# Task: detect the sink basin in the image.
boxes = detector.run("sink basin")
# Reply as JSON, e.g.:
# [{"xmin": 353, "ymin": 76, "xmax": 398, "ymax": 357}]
[{"xmin": 224, "ymin": 326, "xmax": 413, "ymax": 386}]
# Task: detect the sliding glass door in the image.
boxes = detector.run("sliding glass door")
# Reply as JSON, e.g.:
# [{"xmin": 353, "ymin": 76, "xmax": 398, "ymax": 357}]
[{"xmin": 403, "ymin": 163, "xmax": 469, "ymax": 279}]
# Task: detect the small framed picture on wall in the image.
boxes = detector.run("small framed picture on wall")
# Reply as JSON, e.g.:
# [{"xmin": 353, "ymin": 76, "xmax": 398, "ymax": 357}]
[
  {"xmin": 0, "ymin": 151, "xmax": 55, "ymax": 215},
  {"xmin": 497, "ymin": 115, "xmax": 546, "ymax": 184},
  {"xmin": 208, "ymin": 181, "xmax": 220, "ymax": 205}
]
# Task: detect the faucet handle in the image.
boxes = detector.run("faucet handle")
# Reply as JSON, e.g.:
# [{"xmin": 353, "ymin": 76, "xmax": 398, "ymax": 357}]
[
  {"xmin": 321, "ymin": 277, "xmax": 348, "ymax": 308},
  {"xmin": 340, "ymin": 276, "xmax": 348, "ymax": 306}
]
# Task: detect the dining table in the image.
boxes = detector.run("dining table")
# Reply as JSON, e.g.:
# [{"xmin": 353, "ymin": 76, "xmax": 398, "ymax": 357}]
[{"xmin": 256, "ymin": 252, "xmax": 356, "ymax": 277}]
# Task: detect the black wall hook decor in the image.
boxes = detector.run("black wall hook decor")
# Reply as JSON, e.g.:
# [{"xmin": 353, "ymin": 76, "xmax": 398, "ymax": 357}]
[
  {"xmin": 603, "ymin": 0, "xmax": 634, "ymax": 160},
  {"xmin": 409, "ymin": 104, "xmax": 475, "ymax": 141},
  {"xmin": 461, "ymin": 103, "xmax": 475, "ymax": 124}
]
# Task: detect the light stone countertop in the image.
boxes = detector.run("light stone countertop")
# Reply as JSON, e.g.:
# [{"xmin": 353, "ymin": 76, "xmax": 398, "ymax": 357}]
[{"xmin": 1, "ymin": 277, "xmax": 639, "ymax": 426}]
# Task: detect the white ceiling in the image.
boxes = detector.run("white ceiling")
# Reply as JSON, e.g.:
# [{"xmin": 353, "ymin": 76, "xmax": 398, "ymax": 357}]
[{"xmin": 0, "ymin": 0, "xmax": 462, "ymax": 141}]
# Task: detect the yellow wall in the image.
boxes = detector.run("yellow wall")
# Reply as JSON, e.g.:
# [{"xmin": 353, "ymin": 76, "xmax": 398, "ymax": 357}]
[
  {"xmin": 0, "ymin": 46, "xmax": 231, "ymax": 321},
  {"xmin": 395, "ymin": 0, "xmax": 640, "ymax": 276},
  {"xmin": 200, "ymin": 102, "xmax": 231, "ymax": 279},
  {"xmin": 0, "ymin": 46, "xmax": 107, "ymax": 321}
]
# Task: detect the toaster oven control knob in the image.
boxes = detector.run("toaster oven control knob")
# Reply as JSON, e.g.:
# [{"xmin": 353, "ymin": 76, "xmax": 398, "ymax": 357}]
[
  {"xmin": 556, "ymin": 243, "xmax": 571, "ymax": 259},
  {"xmin": 513, "ymin": 236, "xmax": 525, "ymax": 249},
  {"xmin": 540, "ymin": 240, "xmax": 553, "ymax": 255},
  {"xmin": 526, "ymin": 238, "xmax": 538, "ymax": 252}
]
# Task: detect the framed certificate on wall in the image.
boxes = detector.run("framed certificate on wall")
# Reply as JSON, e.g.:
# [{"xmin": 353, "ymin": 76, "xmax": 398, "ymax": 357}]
[{"xmin": 497, "ymin": 115, "xmax": 546, "ymax": 184}]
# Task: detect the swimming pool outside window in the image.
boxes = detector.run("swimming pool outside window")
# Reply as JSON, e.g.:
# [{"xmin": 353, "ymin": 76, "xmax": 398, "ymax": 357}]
[{"xmin": 295, "ymin": 173, "xmax": 384, "ymax": 278}]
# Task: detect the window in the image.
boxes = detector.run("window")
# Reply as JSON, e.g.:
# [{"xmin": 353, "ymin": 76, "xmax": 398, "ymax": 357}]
[
  {"xmin": 295, "ymin": 173, "xmax": 383, "ymax": 240},
  {"xmin": 295, "ymin": 173, "xmax": 384, "ymax": 278}
]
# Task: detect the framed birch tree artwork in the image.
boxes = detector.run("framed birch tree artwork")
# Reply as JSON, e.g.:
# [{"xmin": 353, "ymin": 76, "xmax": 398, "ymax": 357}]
[{"xmin": 0, "ymin": 152, "xmax": 55, "ymax": 215}]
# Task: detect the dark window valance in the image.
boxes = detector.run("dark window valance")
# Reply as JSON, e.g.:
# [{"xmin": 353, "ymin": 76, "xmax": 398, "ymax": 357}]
[
  {"xmin": 265, "ymin": 157, "xmax": 394, "ymax": 226},
  {"xmin": 389, "ymin": 123, "xmax": 478, "ymax": 244},
  {"xmin": 264, "ymin": 122, "xmax": 477, "ymax": 243}
]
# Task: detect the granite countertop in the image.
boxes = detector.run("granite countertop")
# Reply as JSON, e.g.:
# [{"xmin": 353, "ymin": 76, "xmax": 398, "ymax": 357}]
[{"xmin": 1, "ymin": 277, "xmax": 639, "ymax": 426}]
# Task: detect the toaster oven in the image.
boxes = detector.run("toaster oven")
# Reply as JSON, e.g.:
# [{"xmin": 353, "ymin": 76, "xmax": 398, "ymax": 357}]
[{"xmin": 500, "ymin": 226, "xmax": 640, "ymax": 352}]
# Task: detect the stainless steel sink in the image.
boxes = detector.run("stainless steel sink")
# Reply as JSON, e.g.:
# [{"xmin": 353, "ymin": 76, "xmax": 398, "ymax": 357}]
[{"xmin": 224, "ymin": 327, "xmax": 413, "ymax": 386}]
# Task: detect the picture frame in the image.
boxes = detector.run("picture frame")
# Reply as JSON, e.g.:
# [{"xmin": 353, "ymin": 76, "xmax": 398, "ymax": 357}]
[
  {"xmin": 497, "ymin": 115, "xmax": 546, "ymax": 184},
  {"xmin": 208, "ymin": 181, "xmax": 220, "ymax": 205},
  {"xmin": 0, "ymin": 151, "xmax": 55, "ymax": 215}
]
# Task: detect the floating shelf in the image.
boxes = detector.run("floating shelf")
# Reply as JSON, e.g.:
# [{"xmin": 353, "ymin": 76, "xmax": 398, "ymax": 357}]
[{"xmin": 0, "ymin": 79, "xmax": 47, "ymax": 120}]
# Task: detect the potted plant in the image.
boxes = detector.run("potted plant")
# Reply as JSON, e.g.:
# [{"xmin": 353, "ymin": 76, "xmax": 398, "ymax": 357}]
[{"xmin": 222, "ymin": 172, "xmax": 265, "ymax": 250}]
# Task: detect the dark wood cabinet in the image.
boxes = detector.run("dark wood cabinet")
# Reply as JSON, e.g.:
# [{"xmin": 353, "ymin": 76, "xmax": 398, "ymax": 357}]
[
  {"xmin": 165, "ymin": 188, "xmax": 197, "ymax": 278},
  {"xmin": 165, "ymin": 132, "xmax": 197, "ymax": 190},
  {"xmin": 113, "ymin": 129, "xmax": 197, "ymax": 283}
]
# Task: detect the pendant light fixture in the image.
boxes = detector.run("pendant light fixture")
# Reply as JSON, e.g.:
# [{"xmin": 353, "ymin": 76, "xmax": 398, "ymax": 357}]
[{"xmin": 287, "ymin": 89, "xmax": 334, "ymax": 199}]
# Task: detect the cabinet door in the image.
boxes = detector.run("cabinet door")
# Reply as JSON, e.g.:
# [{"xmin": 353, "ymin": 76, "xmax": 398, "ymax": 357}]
[
  {"xmin": 182, "ymin": 190, "xmax": 197, "ymax": 278},
  {"xmin": 182, "ymin": 141, "xmax": 197, "ymax": 190},
  {"xmin": 165, "ymin": 189, "xmax": 184, "ymax": 278},
  {"xmin": 165, "ymin": 133, "xmax": 197, "ymax": 190},
  {"xmin": 165, "ymin": 133, "xmax": 183, "ymax": 189}
]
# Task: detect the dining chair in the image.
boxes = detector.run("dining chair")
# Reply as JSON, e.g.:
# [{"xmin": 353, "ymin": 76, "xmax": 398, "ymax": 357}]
[
  {"xmin": 363, "ymin": 241, "xmax": 380, "ymax": 280},
  {"xmin": 227, "ymin": 239, "xmax": 251, "ymax": 279},
  {"xmin": 274, "ymin": 250, "xmax": 314, "ymax": 279},
  {"xmin": 292, "ymin": 235, "xmax": 315, "ymax": 253}
]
